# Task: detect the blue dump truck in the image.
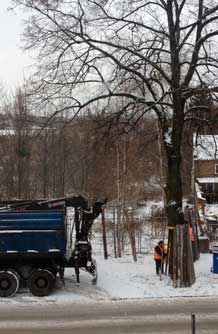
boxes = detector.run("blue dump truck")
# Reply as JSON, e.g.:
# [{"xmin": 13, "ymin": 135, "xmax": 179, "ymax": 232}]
[{"xmin": 0, "ymin": 196, "xmax": 105, "ymax": 297}]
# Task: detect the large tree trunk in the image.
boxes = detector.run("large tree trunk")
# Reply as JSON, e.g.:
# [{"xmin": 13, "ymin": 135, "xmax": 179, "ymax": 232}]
[
  {"xmin": 162, "ymin": 98, "xmax": 195, "ymax": 286},
  {"xmin": 165, "ymin": 153, "xmax": 184, "ymax": 227},
  {"xmin": 164, "ymin": 140, "xmax": 184, "ymax": 278},
  {"xmin": 164, "ymin": 97, "xmax": 185, "ymax": 228}
]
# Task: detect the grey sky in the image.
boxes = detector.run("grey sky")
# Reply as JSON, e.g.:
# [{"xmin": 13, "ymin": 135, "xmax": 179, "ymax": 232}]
[{"xmin": 0, "ymin": 1, "xmax": 32, "ymax": 89}]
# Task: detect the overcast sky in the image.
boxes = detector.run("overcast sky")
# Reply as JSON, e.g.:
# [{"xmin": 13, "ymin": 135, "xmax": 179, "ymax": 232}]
[{"xmin": 0, "ymin": 1, "xmax": 33, "ymax": 89}]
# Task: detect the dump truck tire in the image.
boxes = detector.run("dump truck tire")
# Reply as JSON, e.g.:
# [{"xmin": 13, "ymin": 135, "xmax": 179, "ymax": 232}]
[
  {"xmin": 0, "ymin": 270, "xmax": 20, "ymax": 297},
  {"xmin": 29, "ymin": 269, "xmax": 55, "ymax": 297}
]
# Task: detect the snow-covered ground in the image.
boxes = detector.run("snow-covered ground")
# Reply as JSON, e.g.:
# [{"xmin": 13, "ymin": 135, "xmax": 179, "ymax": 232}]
[
  {"xmin": 205, "ymin": 204, "xmax": 218, "ymax": 217},
  {"xmin": 2, "ymin": 252, "xmax": 218, "ymax": 305}
]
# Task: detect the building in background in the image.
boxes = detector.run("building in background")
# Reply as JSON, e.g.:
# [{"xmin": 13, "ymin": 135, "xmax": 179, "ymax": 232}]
[{"xmin": 194, "ymin": 135, "xmax": 218, "ymax": 204}]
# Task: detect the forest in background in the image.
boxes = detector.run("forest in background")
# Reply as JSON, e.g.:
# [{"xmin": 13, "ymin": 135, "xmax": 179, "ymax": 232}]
[
  {"xmin": 0, "ymin": 88, "xmax": 198, "ymax": 204},
  {"xmin": 0, "ymin": 89, "xmax": 163, "ymax": 202}
]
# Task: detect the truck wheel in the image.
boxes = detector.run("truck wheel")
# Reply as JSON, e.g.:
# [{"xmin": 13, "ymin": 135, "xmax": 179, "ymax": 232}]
[
  {"xmin": 0, "ymin": 270, "xmax": 20, "ymax": 297},
  {"xmin": 29, "ymin": 269, "xmax": 55, "ymax": 297}
]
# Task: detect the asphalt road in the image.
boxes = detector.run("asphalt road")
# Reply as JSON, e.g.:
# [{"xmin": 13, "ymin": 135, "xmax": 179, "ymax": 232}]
[{"xmin": 1, "ymin": 297, "xmax": 218, "ymax": 333}]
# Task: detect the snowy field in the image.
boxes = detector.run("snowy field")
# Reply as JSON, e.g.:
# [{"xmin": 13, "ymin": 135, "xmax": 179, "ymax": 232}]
[{"xmin": 2, "ymin": 253, "xmax": 218, "ymax": 305}]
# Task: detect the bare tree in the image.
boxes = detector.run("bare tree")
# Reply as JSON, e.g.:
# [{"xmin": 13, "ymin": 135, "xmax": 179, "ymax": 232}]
[
  {"xmin": 13, "ymin": 0, "xmax": 218, "ymax": 284},
  {"xmin": 13, "ymin": 88, "xmax": 32, "ymax": 198}
]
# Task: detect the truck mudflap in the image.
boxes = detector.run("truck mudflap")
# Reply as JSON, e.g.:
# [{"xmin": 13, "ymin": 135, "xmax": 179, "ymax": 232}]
[{"xmin": 86, "ymin": 258, "xmax": 98, "ymax": 285}]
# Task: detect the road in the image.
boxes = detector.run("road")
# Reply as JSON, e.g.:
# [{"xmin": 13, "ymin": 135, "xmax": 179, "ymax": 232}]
[{"xmin": 1, "ymin": 297, "xmax": 218, "ymax": 333}]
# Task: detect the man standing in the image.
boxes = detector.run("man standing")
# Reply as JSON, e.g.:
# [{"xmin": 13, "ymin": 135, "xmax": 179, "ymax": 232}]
[
  {"xmin": 154, "ymin": 240, "xmax": 164, "ymax": 275},
  {"xmin": 190, "ymin": 224, "xmax": 197, "ymax": 262}
]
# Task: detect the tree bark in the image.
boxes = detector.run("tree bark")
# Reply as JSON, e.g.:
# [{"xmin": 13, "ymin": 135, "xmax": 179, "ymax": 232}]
[
  {"xmin": 101, "ymin": 208, "xmax": 108, "ymax": 260},
  {"xmin": 125, "ymin": 209, "xmax": 137, "ymax": 262},
  {"xmin": 116, "ymin": 206, "xmax": 122, "ymax": 258},
  {"xmin": 113, "ymin": 207, "xmax": 117, "ymax": 258}
]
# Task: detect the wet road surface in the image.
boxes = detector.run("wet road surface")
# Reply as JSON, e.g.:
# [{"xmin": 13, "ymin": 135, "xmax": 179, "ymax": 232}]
[{"xmin": 0, "ymin": 297, "xmax": 218, "ymax": 333}]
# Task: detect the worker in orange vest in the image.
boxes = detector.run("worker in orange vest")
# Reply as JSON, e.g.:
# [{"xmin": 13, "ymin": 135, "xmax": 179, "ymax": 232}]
[
  {"xmin": 189, "ymin": 225, "xmax": 194, "ymax": 242},
  {"xmin": 154, "ymin": 240, "xmax": 164, "ymax": 275},
  {"xmin": 189, "ymin": 224, "xmax": 196, "ymax": 262}
]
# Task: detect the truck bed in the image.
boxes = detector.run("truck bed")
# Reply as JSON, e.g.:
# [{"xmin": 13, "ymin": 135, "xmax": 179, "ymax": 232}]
[{"xmin": 0, "ymin": 210, "xmax": 66, "ymax": 255}]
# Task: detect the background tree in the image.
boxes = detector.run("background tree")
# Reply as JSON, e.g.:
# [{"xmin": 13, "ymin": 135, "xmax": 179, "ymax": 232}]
[{"xmin": 13, "ymin": 88, "xmax": 32, "ymax": 198}]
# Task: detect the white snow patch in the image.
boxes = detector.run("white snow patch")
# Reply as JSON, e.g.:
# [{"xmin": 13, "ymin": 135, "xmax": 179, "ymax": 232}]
[
  {"xmin": 163, "ymin": 128, "xmax": 172, "ymax": 146},
  {"xmin": 205, "ymin": 204, "xmax": 218, "ymax": 217},
  {"xmin": 167, "ymin": 200, "xmax": 177, "ymax": 207},
  {"xmin": 195, "ymin": 182, "xmax": 206, "ymax": 200},
  {"xmin": 197, "ymin": 177, "xmax": 218, "ymax": 184},
  {"xmin": 1, "ymin": 253, "xmax": 217, "ymax": 305}
]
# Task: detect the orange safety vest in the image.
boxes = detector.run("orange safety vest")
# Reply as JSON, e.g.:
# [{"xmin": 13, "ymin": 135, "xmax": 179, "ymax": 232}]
[
  {"xmin": 189, "ymin": 227, "xmax": 194, "ymax": 242},
  {"xmin": 154, "ymin": 244, "xmax": 163, "ymax": 260}
]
